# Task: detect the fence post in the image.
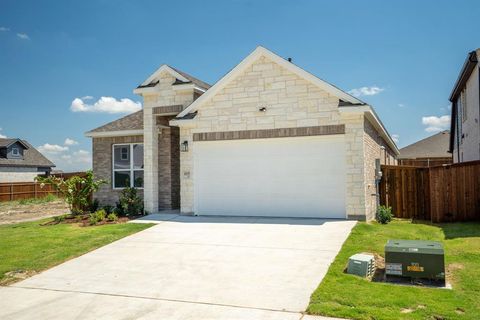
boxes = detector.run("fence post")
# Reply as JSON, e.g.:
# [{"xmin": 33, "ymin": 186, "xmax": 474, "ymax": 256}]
[{"xmin": 10, "ymin": 184, "xmax": 13, "ymax": 201}]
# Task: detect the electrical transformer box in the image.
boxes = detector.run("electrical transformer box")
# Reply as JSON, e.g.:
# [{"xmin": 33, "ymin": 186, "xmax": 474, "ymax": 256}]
[{"xmin": 385, "ymin": 240, "xmax": 445, "ymax": 281}]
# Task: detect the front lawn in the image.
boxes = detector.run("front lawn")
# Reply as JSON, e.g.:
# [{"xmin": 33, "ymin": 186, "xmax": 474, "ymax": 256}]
[
  {"xmin": 308, "ymin": 220, "xmax": 480, "ymax": 320},
  {"xmin": 0, "ymin": 219, "xmax": 153, "ymax": 285}
]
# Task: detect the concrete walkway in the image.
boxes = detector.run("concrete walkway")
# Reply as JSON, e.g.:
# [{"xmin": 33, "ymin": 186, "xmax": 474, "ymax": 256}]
[{"xmin": 0, "ymin": 215, "xmax": 355, "ymax": 319}]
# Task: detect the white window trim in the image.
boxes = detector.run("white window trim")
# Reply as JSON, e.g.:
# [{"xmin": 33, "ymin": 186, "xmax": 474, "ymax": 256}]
[
  {"xmin": 12, "ymin": 147, "xmax": 19, "ymax": 156},
  {"xmin": 112, "ymin": 143, "xmax": 144, "ymax": 190}
]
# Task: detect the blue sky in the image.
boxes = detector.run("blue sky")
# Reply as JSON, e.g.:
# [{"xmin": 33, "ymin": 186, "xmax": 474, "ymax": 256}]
[{"xmin": 0, "ymin": 0, "xmax": 478, "ymax": 171}]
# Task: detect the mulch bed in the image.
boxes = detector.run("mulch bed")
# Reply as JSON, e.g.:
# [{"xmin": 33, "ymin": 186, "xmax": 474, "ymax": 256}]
[{"xmin": 40, "ymin": 214, "xmax": 144, "ymax": 227}]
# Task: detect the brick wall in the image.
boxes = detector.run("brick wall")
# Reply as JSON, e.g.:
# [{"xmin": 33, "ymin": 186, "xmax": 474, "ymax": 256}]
[
  {"xmin": 92, "ymin": 135, "xmax": 144, "ymax": 206},
  {"xmin": 363, "ymin": 118, "xmax": 397, "ymax": 220}
]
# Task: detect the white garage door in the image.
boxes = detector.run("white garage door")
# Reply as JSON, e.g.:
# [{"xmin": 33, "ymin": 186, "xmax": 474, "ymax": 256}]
[{"xmin": 193, "ymin": 135, "xmax": 346, "ymax": 219}]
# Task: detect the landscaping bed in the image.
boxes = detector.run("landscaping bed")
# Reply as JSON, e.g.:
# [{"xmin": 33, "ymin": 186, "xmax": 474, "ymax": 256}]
[
  {"xmin": 0, "ymin": 219, "xmax": 153, "ymax": 285},
  {"xmin": 307, "ymin": 220, "xmax": 480, "ymax": 320}
]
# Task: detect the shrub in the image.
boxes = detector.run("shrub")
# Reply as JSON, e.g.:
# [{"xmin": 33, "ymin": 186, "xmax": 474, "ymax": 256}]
[
  {"xmin": 53, "ymin": 214, "xmax": 68, "ymax": 223},
  {"xmin": 89, "ymin": 209, "xmax": 106, "ymax": 225},
  {"xmin": 107, "ymin": 212, "xmax": 118, "ymax": 222},
  {"xmin": 89, "ymin": 199, "xmax": 100, "ymax": 213},
  {"xmin": 376, "ymin": 205, "xmax": 393, "ymax": 224},
  {"xmin": 116, "ymin": 187, "xmax": 143, "ymax": 216},
  {"xmin": 102, "ymin": 205, "xmax": 114, "ymax": 214},
  {"xmin": 36, "ymin": 171, "xmax": 106, "ymax": 215}
]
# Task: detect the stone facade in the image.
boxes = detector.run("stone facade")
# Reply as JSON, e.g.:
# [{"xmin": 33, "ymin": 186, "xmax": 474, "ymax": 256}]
[
  {"xmin": 142, "ymin": 72, "xmax": 196, "ymax": 212},
  {"xmin": 92, "ymin": 135, "xmax": 144, "ymax": 206},
  {"xmin": 176, "ymin": 56, "xmax": 373, "ymax": 219}
]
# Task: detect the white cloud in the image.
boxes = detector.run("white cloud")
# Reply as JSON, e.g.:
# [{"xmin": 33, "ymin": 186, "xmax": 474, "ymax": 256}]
[
  {"xmin": 422, "ymin": 115, "xmax": 451, "ymax": 133},
  {"xmin": 64, "ymin": 138, "xmax": 79, "ymax": 146},
  {"xmin": 0, "ymin": 127, "xmax": 6, "ymax": 139},
  {"xmin": 70, "ymin": 96, "xmax": 142, "ymax": 114},
  {"xmin": 16, "ymin": 33, "xmax": 30, "ymax": 40},
  {"xmin": 44, "ymin": 148, "xmax": 91, "ymax": 172},
  {"xmin": 348, "ymin": 86, "xmax": 384, "ymax": 97},
  {"xmin": 37, "ymin": 143, "xmax": 69, "ymax": 154},
  {"xmin": 398, "ymin": 103, "xmax": 405, "ymax": 108},
  {"xmin": 0, "ymin": 27, "xmax": 10, "ymax": 32},
  {"xmin": 81, "ymin": 95, "xmax": 94, "ymax": 100},
  {"xmin": 391, "ymin": 134, "xmax": 400, "ymax": 143},
  {"xmin": 72, "ymin": 149, "xmax": 91, "ymax": 164}
]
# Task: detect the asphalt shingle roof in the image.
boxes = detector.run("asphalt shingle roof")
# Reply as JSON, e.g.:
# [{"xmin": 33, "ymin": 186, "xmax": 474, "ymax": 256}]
[
  {"xmin": 0, "ymin": 139, "xmax": 55, "ymax": 168},
  {"xmin": 399, "ymin": 131, "xmax": 451, "ymax": 159},
  {"xmin": 87, "ymin": 110, "xmax": 144, "ymax": 133}
]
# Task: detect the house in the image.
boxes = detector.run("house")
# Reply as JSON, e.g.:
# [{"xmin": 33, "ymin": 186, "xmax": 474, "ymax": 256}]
[
  {"xmin": 449, "ymin": 49, "xmax": 480, "ymax": 163},
  {"xmin": 398, "ymin": 131, "xmax": 452, "ymax": 167},
  {"xmin": 0, "ymin": 138, "xmax": 55, "ymax": 182},
  {"xmin": 86, "ymin": 46, "xmax": 399, "ymax": 220}
]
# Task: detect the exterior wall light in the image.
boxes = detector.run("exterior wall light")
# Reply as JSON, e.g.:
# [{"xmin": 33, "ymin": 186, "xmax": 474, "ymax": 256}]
[
  {"xmin": 181, "ymin": 141, "xmax": 189, "ymax": 152},
  {"xmin": 259, "ymin": 107, "xmax": 267, "ymax": 112}
]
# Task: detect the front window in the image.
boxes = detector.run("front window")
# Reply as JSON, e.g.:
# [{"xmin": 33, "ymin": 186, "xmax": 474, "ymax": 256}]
[
  {"xmin": 113, "ymin": 144, "xmax": 143, "ymax": 188},
  {"xmin": 12, "ymin": 147, "xmax": 19, "ymax": 156}
]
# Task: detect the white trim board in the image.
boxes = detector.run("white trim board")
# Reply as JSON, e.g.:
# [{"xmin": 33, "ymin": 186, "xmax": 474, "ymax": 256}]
[{"xmin": 85, "ymin": 130, "xmax": 144, "ymax": 138}]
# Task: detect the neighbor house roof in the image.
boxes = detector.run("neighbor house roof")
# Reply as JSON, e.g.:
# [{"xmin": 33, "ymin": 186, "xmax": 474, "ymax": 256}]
[
  {"xmin": 85, "ymin": 110, "xmax": 144, "ymax": 137},
  {"xmin": 0, "ymin": 138, "xmax": 29, "ymax": 149},
  {"xmin": 399, "ymin": 131, "xmax": 451, "ymax": 159},
  {"xmin": 0, "ymin": 138, "xmax": 55, "ymax": 168}
]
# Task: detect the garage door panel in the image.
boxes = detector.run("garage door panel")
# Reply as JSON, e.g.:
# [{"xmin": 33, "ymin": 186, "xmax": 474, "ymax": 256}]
[{"xmin": 194, "ymin": 135, "xmax": 346, "ymax": 218}]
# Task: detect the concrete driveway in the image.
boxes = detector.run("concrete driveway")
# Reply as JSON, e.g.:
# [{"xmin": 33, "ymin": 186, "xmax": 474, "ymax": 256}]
[{"xmin": 0, "ymin": 214, "xmax": 355, "ymax": 320}]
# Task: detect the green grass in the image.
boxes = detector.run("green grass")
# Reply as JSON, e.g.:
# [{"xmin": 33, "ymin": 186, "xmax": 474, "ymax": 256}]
[
  {"xmin": 0, "ymin": 219, "xmax": 153, "ymax": 284},
  {"xmin": 307, "ymin": 220, "xmax": 480, "ymax": 320}
]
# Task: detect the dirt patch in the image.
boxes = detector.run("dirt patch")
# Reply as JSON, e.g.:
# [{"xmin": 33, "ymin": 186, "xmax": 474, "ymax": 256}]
[
  {"xmin": 0, "ymin": 200, "xmax": 69, "ymax": 224},
  {"xmin": 1, "ymin": 270, "xmax": 38, "ymax": 285}
]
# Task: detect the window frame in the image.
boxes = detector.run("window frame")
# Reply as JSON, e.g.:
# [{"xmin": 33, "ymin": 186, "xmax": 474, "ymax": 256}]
[
  {"xmin": 11, "ymin": 147, "xmax": 20, "ymax": 156},
  {"xmin": 112, "ymin": 143, "xmax": 144, "ymax": 190}
]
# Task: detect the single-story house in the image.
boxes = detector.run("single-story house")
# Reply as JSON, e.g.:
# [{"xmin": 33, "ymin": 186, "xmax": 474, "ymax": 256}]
[
  {"xmin": 0, "ymin": 138, "xmax": 55, "ymax": 182},
  {"xmin": 86, "ymin": 46, "xmax": 399, "ymax": 220},
  {"xmin": 398, "ymin": 131, "xmax": 452, "ymax": 167}
]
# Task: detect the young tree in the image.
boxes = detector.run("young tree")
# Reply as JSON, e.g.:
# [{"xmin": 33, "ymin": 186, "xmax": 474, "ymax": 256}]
[{"xmin": 36, "ymin": 171, "xmax": 106, "ymax": 215}]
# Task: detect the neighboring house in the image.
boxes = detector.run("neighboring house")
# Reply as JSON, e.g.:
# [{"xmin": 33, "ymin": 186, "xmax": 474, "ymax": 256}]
[
  {"xmin": 0, "ymin": 138, "xmax": 55, "ymax": 182},
  {"xmin": 86, "ymin": 46, "xmax": 399, "ymax": 220},
  {"xmin": 398, "ymin": 131, "xmax": 452, "ymax": 167},
  {"xmin": 449, "ymin": 49, "xmax": 480, "ymax": 163}
]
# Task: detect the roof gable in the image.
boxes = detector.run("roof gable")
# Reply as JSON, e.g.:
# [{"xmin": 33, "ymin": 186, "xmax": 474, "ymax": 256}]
[
  {"xmin": 136, "ymin": 65, "xmax": 210, "ymax": 91},
  {"xmin": 177, "ymin": 46, "xmax": 364, "ymax": 118},
  {"xmin": 0, "ymin": 138, "xmax": 29, "ymax": 149}
]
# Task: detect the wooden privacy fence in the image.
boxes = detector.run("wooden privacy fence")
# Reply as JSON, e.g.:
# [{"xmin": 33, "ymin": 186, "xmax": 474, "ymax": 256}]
[
  {"xmin": 0, "ymin": 172, "xmax": 87, "ymax": 202},
  {"xmin": 380, "ymin": 161, "xmax": 480, "ymax": 222},
  {"xmin": 0, "ymin": 182, "xmax": 59, "ymax": 202}
]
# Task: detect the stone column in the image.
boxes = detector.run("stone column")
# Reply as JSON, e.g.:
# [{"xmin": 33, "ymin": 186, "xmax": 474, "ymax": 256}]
[{"xmin": 143, "ymin": 107, "xmax": 159, "ymax": 213}]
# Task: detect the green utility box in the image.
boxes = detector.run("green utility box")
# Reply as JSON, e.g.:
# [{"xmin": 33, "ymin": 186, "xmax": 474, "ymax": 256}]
[
  {"xmin": 385, "ymin": 240, "xmax": 445, "ymax": 281},
  {"xmin": 347, "ymin": 253, "xmax": 375, "ymax": 278}
]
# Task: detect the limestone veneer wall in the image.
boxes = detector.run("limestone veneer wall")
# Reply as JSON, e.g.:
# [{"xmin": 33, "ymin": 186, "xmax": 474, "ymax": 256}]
[{"xmin": 177, "ymin": 56, "xmax": 369, "ymax": 219}]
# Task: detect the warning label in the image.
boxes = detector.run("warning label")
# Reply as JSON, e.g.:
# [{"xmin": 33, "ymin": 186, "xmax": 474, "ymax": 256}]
[{"xmin": 386, "ymin": 263, "xmax": 402, "ymax": 275}]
